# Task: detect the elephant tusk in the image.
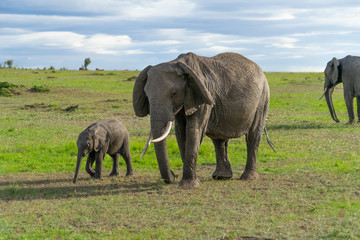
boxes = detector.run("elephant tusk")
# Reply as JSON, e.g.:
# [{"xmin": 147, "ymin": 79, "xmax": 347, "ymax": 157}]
[
  {"xmin": 140, "ymin": 121, "xmax": 173, "ymax": 158},
  {"xmin": 140, "ymin": 131, "xmax": 152, "ymax": 159},
  {"xmin": 173, "ymin": 104, "xmax": 184, "ymax": 115},
  {"xmin": 319, "ymin": 87, "xmax": 328, "ymax": 100},
  {"xmin": 151, "ymin": 121, "xmax": 173, "ymax": 143}
]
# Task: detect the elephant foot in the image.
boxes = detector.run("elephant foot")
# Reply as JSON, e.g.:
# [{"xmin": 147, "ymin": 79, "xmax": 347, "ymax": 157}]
[
  {"xmin": 163, "ymin": 170, "xmax": 176, "ymax": 184},
  {"xmin": 240, "ymin": 170, "xmax": 259, "ymax": 180},
  {"xmin": 87, "ymin": 170, "xmax": 95, "ymax": 176},
  {"xmin": 125, "ymin": 171, "xmax": 135, "ymax": 177},
  {"xmin": 179, "ymin": 178, "xmax": 200, "ymax": 189},
  {"xmin": 347, "ymin": 119, "xmax": 356, "ymax": 125},
  {"xmin": 92, "ymin": 174, "xmax": 103, "ymax": 180},
  {"xmin": 109, "ymin": 171, "xmax": 120, "ymax": 177},
  {"xmin": 212, "ymin": 168, "xmax": 233, "ymax": 180}
]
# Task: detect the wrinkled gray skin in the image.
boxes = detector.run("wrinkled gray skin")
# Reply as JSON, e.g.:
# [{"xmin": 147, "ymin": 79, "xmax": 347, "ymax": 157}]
[
  {"xmin": 133, "ymin": 52, "xmax": 271, "ymax": 188},
  {"xmin": 323, "ymin": 55, "xmax": 360, "ymax": 124},
  {"xmin": 73, "ymin": 119, "xmax": 134, "ymax": 183}
]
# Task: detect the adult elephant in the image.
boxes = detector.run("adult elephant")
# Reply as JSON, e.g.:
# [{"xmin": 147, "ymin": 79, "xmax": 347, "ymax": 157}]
[
  {"xmin": 133, "ymin": 52, "xmax": 274, "ymax": 188},
  {"xmin": 321, "ymin": 55, "xmax": 360, "ymax": 123}
]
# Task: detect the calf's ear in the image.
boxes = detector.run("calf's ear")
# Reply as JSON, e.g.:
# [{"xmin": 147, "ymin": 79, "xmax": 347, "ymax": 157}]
[{"xmin": 92, "ymin": 126, "xmax": 110, "ymax": 152}]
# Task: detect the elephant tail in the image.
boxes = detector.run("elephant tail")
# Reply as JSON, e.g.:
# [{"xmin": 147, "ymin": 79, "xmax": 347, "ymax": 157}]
[{"xmin": 264, "ymin": 127, "xmax": 277, "ymax": 153}]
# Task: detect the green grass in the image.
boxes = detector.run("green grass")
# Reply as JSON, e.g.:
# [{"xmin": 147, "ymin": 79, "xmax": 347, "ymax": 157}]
[{"xmin": 0, "ymin": 68, "xmax": 359, "ymax": 239}]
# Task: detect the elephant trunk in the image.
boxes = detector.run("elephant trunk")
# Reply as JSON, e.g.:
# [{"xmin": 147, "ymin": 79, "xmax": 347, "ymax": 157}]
[
  {"xmin": 73, "ymin": 153, "xmax": 83, "ymax": 183},
  {"xmin": 325, "ymin": 87, "xmax": 340, "ymax": 123},
  {"xmin": 150, "ymin": 116, "xmax": 175, "ymax": 184}
]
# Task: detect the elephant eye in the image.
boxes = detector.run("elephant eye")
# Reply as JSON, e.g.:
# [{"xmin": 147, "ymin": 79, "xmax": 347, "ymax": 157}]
[{"xmin": 171, "ymin": 91, "xmax": 177, "ymax": 98}]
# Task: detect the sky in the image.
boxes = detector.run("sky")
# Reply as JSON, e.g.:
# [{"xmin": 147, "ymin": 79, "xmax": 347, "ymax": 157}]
[{"xmin": 1, "ymin": 0, "xmax": 360, "ymax": 71}]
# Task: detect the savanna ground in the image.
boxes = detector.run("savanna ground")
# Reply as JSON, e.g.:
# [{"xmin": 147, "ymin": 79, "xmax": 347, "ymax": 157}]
[{"xmin": 0, "ymin": 69, "xmax": 359, "ymax": 239}]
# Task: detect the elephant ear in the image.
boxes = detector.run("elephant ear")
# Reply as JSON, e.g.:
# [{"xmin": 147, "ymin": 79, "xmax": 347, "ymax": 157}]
[
  {"xmin": 92, "ymin": 124, "xmax": 110, "ymax": 152},
  {"xmin": 331, "ymin": 57, "xmax": 340, "ymax": 85},
  {"xmin": 177, "ymin": 62, "xmax": 214, "ymax": 116},
  {"xmin": 133, "ymin": 65, "xmax": 152, "ymax": 117}
]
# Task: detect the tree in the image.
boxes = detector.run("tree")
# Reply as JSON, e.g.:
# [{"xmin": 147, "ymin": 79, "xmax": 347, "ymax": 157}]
[
  {"xmin": 84, "ymin": 58, "xmax": 91, "ymax": 70},
  {"xmin": 5, "ymin": 60, "xmax": 14, "ymax": 68}
]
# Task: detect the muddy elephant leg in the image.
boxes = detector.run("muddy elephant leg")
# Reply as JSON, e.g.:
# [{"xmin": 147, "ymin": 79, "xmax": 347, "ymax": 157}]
[
  {"xmin": 86, "ymin": 151, "xmax": 95, "ymax": 176},
  {"xmin": 93, "ymin": 151, "xmax": 105, "ymax": 179},
  {"xmin": 119, "ymin": 140, "xmax": 134, "ymax": 176},
  {"xmin": 109, "ymin": 153, "xmax": 120, "ymax": 176},
  {"xmin": 212, "ymin": 139, "xmax": 233, "ymax": 180}
]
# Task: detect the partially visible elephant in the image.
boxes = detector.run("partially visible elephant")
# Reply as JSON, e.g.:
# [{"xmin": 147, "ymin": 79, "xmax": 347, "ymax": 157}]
[
  {"xmin": 73, "ymin": 119, "xmax": 134, "ymax": 183},
  {"xmin": 321, "ymin": 55, "xmax": 360, "ymax": 123},
  {"xmin": 133, "ymin": 52, "xmax": 274, "ymax": 189}
]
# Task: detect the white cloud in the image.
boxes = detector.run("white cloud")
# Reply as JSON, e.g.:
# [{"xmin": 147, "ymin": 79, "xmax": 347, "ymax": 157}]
[
  {"xmin": 0, "ymin": 0, "xmax": 196, "ymax": 19},
  {"xmin": 2, "ymin": 1, "xmax": 360, "ymax": 71},
  {"xmin": 0, "ymin": 13, "xmax": 91, "ymax": 27},
  {"xmin": 239, "ymin": 9, "xmax": 307, "ymax": 21},
  {"xmin": 153, "ymin": 29, "xmax": 239, "ymax": 47},
  {"xmin": 124, "ymin": 49, "xmax": 153, "ymax": 55},
  {"xmin": 121, "ymin": 0, "xmax": 196, "ymax": 19},
  {"xmin": 0, "ymin": 29, "xmax": 132, "ymax": 55},
  {"xmin": 199, "ymin": 45, "xmax": 247, "ymax": 53}
]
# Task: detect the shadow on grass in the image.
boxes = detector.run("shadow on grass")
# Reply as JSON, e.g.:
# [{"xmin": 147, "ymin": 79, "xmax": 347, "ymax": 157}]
[
  {"xmin": 0, "ymin": 177, "xmax": 74, "ymax": 187},
  {"xmin": 0, "ymin": 174, "xmax": 165, "ymax": 201},
  {"xmin": 267, "ymin": 121, "xmax": 353, "ymax": 130}
]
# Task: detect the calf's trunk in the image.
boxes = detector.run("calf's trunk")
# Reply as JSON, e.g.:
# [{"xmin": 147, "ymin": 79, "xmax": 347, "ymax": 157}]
[{"xmin": 73, "ymin": 154, "xmax": 83, "ymax": 183}]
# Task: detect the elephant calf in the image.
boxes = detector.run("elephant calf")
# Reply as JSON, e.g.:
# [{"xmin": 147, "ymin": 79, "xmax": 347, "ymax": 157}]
[{"xmin": 73, "ymin": 119, "xmax": 134, "ymax": 183}]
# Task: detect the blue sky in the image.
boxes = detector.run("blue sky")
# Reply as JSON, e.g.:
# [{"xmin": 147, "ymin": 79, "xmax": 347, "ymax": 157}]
[{"xmin": 1, "ymin": 0, "xmax": 360, "ymax": 71}]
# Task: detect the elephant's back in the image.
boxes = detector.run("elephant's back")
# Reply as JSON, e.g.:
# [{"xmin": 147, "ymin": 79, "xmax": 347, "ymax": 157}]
[{"xmin": 101, "ymin": 119, "xmax": 129, "ymax": 154}]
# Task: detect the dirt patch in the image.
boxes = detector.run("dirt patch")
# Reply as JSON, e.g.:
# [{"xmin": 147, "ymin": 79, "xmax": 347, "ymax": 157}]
[
  {"xmin": 64, "ymin": 105, "xmax": 78, "ymax": 112},
  {"xmin": 126, "ymin": 76, "xmax": 137, "ymax": 81},
  {"xmin": 24, "ymin": 103, "xmax": 47, "ymax": 109}
]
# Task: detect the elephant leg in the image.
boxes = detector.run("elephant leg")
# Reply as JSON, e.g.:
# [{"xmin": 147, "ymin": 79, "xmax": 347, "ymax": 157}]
[
  {"xmin": 179, "ymin": 110, "xmax": 211, "ymax": 189},
  {"xmin": 86, "ymin": 151, "xmax": 95, "ymax": 176},
  {"xmin": 240, "ymin": 103, "xmax": 267, "ymax": 180},
  {"xmin": 212, "ymin": 139, "xmax": 233, "ymax": 180},
  {"xmin": 109, "ymin": 153, "xmax": 120, "ymax": 176},
  {"xmin": 93, "ymin": 151, "xmax": 105, "ymax": 179},
  {"xmin": 356, "ymin": 97, "xmax": 360, "ymax": 123},
  {"xmin": 240, "ymin": 132, "xmax": 261, "ymax": 180},
  {"xmin": 119, "ymin": 140, "xmax": 134, "ymax": 177},
  {"xmin": 175, "ymin": 113, "xmax": 186, "ymax": 162},
  {"xmin": 178, "ymin": 125, "xmax": 203, "ymax": 189},
  {"xmin": 345, "ymin": 96, "xmax": 355, "ymax": 124}
]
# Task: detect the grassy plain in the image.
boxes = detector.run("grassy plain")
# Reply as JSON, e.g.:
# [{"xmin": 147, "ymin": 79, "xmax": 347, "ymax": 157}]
[{"xmin": 0, "ymin": 69, "xmax": 359, "ymax": 239}]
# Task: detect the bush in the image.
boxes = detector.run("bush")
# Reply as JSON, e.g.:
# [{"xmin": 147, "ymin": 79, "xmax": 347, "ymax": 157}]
[
  {"xmin": 0, "ymin": 82, "xmax": 19, "ymax": 96},
  {"xmin": 0, "ymin": 88, "xmax": 12, "ymax": 97},
  {"xmin": 30, "ymin": 85, "xmax": 51, "ymax": 93}
]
